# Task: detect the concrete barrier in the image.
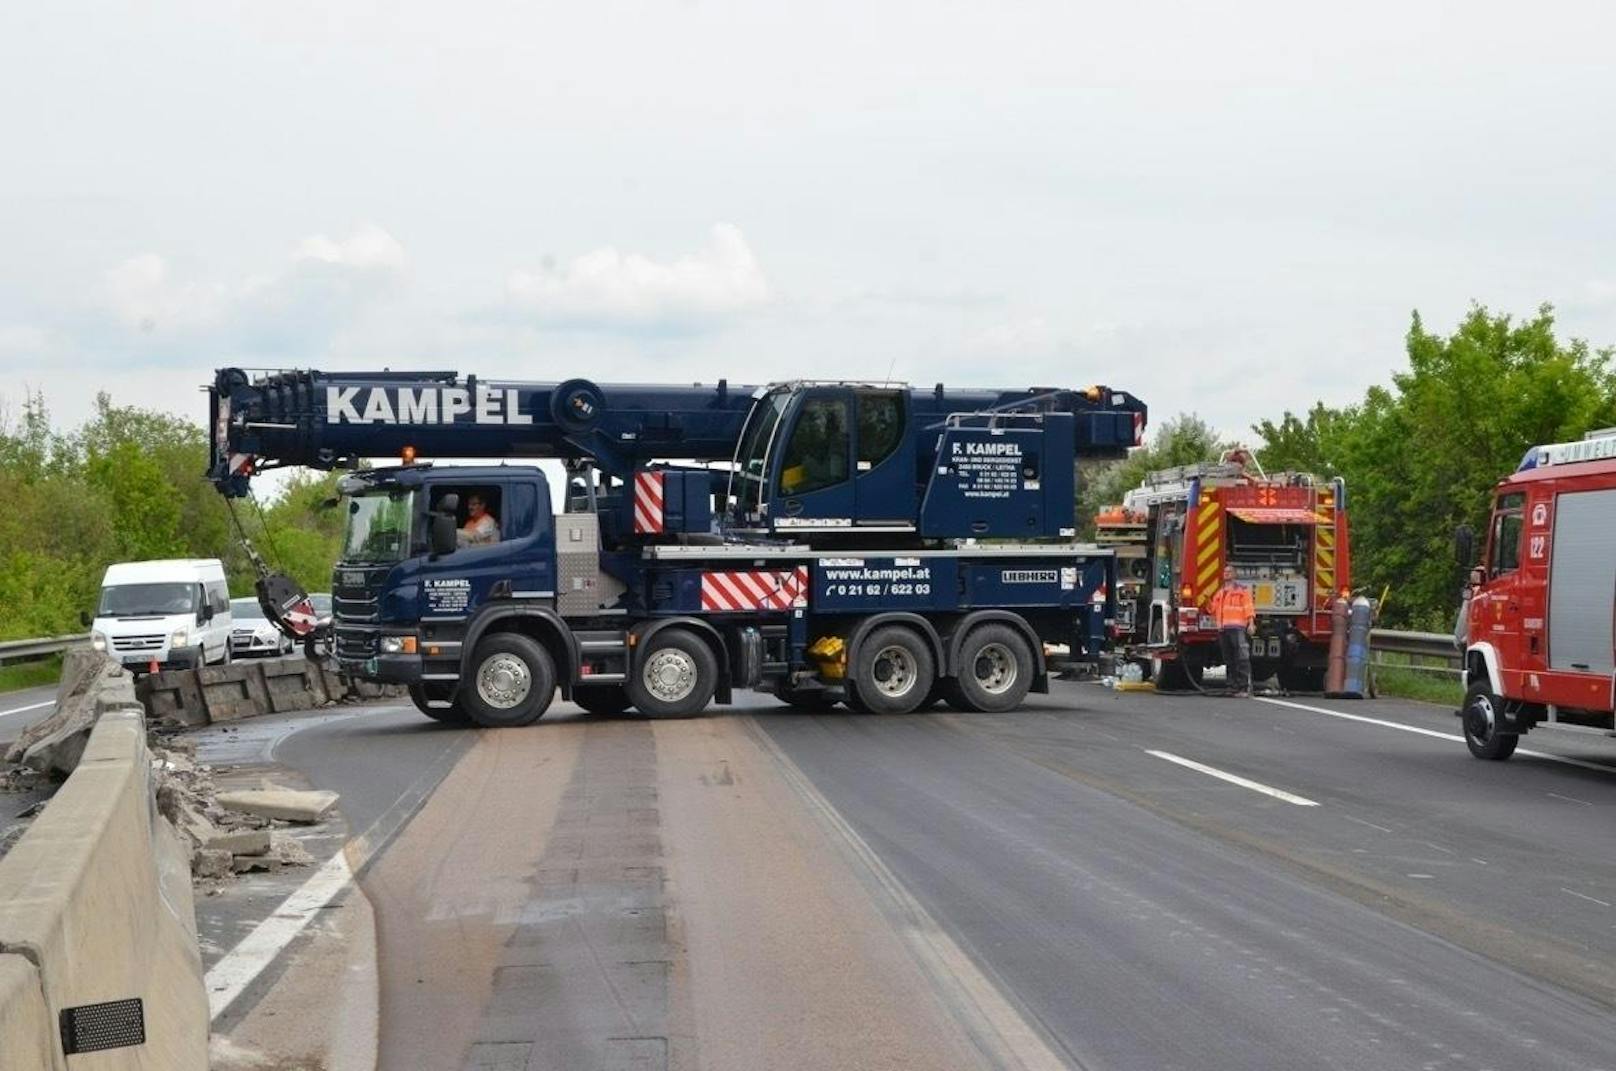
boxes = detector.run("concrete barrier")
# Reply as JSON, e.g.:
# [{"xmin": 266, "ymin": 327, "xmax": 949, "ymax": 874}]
[
  {"xmin": 0, "ymin": 707, "xmax": 210, "ymax": 1068},
  {"xmin": 138, "ymin": 656, "xmax": 402, "ymax": 727}
]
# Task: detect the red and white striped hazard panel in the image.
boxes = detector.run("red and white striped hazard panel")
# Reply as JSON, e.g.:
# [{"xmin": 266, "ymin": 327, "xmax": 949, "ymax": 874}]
[
  {"xmin": 700, "ymin": 566, "xmax": 809, "ymax": 612},
  {"xmin": 633, "ymin": 471, "xmax": 664, "ymax": 534}
]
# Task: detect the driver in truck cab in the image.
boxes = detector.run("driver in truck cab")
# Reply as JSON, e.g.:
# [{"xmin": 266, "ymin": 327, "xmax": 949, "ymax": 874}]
[
  {"xmin": 458, "ymin": 492, "xmax": 501, "ymax": 547},
  {"xmin": 1209, "ymin": 564, "xmax": 1257, "ymax": 696}
]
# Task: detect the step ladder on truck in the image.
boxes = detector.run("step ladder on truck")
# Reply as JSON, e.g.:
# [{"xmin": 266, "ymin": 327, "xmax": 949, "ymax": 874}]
[
  {"xmin": 208, "ymin": 369, "xmax": 1148, "ymax": 725},
  {"xmin": 1455, "ymin": 428, "xmax": 1616, "ymax": 760}
]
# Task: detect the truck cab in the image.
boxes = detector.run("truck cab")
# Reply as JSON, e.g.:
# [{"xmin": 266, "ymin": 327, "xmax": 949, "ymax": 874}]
[
  {"xmin": 331, "ymin": 464, "xmax": 556, "ymax": 682},
  {"xmin": 1458, "ymin": 429, "xmax": 1616, "ymax": 759}
]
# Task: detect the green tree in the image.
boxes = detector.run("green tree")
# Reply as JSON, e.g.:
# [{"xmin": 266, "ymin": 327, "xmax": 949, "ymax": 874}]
[
  {"xmin": 1254, "ymin": 305, "xmax": 1616, "ymax": 626},
  {"xmin": 1078, "ymin": 413, "xmax": 1230, "ymax": 534}
]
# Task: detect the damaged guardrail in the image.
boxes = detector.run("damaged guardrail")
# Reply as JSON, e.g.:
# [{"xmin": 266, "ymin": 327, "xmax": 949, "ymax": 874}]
[
  {"xmin": 138, "ymin": 656, "xmax": 404, "ymax": 728},
  {"xmin": 0, "ymin": 654, "xmax": 210, "ymax": 1069}
]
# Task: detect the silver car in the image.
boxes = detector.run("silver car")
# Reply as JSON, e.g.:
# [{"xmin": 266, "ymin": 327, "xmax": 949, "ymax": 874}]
[{"xmin": 228, "ymin": 597, "xmax": 295, "ymax": 658}]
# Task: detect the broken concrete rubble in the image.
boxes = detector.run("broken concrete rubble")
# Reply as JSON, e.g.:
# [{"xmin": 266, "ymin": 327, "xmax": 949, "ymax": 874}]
[
  {"xmin": 217, "ymin": 787, "xmax": 339, "ymax": 824},
  {"xmin": 205, "ymin": 829, "xmax": 272, "ymax": 856},
  {"xmin": 4, "ymin": 648, "xmax": 144, "ymax": 777}
]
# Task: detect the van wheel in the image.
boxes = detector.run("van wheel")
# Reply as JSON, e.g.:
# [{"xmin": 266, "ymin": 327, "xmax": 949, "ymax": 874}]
[
  {"xmin": 850, "ymin": 626, "xmax": 935, "ymax": 715},
  {"xmin": 1462, "ymin": 681, "xmax": 1518, "ymax": 760},
  {"xmin": 463, "ymin": 633, "xmax": 556, "ymax": 727},
  {"xmin": 628, "ymin": 629, "xmax": 717, "ymax": 717},
  {"xmin": 943, "ymin": 624, "xmax": 1033, "ymax": 713},
  {"xmin": 408, "ymin": 682, "xmax": 470, "ymax": 725},
  {"xmin": 573, "ymin": 684, "xmax": 633, "ymax": 716}
]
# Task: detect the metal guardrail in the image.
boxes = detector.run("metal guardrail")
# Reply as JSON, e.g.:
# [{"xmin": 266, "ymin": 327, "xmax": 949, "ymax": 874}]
[
  {"xmin": 0, "ymin": 634, "xmax": 90, "ymax": 667},
  {"xmin": 1370, "ymin": 628, "xmax": 1462, "ymax": 677}
]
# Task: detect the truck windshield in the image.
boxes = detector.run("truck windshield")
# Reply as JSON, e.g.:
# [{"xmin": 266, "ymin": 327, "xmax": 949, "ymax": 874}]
[
  {"xmin": 731, "ymin": 390, "xmax": 791, "ymax": 515},
  {"xmin": 343, "ymin": 490, "xmax": 416, "ymax": 562},
  {"xmin": 99, "ymin": 583, "xmax": 198, "ymax": 617}
]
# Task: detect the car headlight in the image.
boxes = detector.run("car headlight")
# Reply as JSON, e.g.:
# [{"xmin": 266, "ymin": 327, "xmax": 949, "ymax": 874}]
[
  {"xmin": 379, "ymin": 636, "xmax": 417, "ymax": 654},
  {"xmin": 171, "ymin": 628, "xmax": 190, "ymax": 648},
  {"xmin": 91, "ymin": 631, "xmax": 107, "ymax": 651}
]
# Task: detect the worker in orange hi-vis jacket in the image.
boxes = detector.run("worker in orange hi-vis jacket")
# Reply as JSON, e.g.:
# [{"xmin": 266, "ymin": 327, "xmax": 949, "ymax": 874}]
[{"xmin": 1208, "ymin": 564, "xmax": 1257, "ymax": 696}]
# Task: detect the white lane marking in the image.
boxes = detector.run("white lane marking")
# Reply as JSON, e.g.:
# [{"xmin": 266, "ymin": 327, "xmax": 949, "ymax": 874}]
[
  {"xmin": 0, "ymin": 700, "xmax": 53, "ymax": 719},
  {"xmin": 1146, "ymin": 749, "xmax": 1319, "ymax": 807},
  {"xmin": 1256, "ymin": 697, "xmax": 1616, "ymax": 774},
  {"xmin": 204, "ymin": 709, "xmax": 468, "ymax": 1023},
  {"xmin": 1561, "ymin": 887, "xmax": 1612, "ymax": 908},
  {"xmin": 205, "ymin": 852, "xmax": 354, "ymax": 1018},
  {"xmin": 1342, "ymin": 814, "xmax": 1394, "ymax": 834},
  {"xmin": 1547, "ymin": 792, "xmax": 1592, "ymax": 807},
  {"xmin": 746, "ymin": 718, "xmax": 1070, "ymax": 1071}
]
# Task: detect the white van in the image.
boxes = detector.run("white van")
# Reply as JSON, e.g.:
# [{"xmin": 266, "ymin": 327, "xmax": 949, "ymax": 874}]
[{"xmin": 89, "ymin": 559, "xmax": 233, "ymax": 672}]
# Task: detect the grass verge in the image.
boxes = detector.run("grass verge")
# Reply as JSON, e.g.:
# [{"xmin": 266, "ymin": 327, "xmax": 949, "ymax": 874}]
[
  {"xmin": 0, "ymin": 655, "xmax": 63, "ymax": 695},
  {"xmin": 1373, "ymin": 664, "xmax": 1462, "ymax": 707}
]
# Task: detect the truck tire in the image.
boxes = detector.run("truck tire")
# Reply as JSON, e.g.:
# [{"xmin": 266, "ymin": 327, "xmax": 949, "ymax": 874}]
[
  {"xmin": 463, "ymin": 632, "xmax": 557, "ymax": 727},
  {"xmin": 628, "ymin": 629, "xmax": 718, "ymax": 718},
  {"xmin": 1461, "ymin": 681, "xmax": 1518, "ymax": 760},
  {"xmin": 942, "ymin": 624, "xmax": 1033, "ymax": 713},
  {"xmin": 848, "ymin": 625, "xmax": 935, "ymax": 715},
  {"xmin": 408, "ymin": 682, "xmax": 470, "ymax": 725},
  {"xmin": 573, "ymin": 684, "xmax": 633, "ymax": 716}
]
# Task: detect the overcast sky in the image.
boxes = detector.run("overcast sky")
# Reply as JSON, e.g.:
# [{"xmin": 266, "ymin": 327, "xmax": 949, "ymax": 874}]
[{"xmin": 3, "ymin": 0, "xmax": 1614, "ymax": 453}]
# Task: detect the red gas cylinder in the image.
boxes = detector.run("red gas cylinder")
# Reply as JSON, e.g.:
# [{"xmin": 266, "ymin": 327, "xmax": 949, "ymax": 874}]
[{"xmin": 1325, "ymin": 597, "xmax": 1348, "ymax": 695}]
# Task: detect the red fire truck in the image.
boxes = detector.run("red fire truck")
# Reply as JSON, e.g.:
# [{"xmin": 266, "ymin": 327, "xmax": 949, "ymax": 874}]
[
  {"xmin": 1457, "ymin": 429, "xmax": 1616, "ymax": 759},
  {"xmin": 1098, "ymin": 452, "xmax": 1351, "ymax": 690}
]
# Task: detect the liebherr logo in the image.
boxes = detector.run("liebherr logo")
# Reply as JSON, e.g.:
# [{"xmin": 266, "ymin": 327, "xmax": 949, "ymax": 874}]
[{"xmin": 326, "ymin": 387, "xmax": 535, "ymax": 425}]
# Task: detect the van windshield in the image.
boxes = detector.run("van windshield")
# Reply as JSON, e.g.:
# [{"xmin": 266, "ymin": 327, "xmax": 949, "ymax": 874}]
[{"xmin": 99, "ymin": 583, "xmax": 198, "ymax": 617}]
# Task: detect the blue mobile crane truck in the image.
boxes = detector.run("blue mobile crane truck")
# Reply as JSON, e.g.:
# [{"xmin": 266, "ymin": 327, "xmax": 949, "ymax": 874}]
[{"xmin": 209, "ymin": 368, "xmax": 1147, "ymax": 725}]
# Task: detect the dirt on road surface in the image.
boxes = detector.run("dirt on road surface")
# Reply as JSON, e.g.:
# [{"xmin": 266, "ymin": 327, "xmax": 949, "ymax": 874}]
[{"xmin": 362, "ymin": 713, "xmax": 1002, "ymax": 1071}]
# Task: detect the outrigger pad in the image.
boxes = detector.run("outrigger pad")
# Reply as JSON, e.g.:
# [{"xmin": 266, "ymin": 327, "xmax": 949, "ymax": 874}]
[{"xmin": 257, "ymin": 573, "xmax": 319, "ymax": 637}]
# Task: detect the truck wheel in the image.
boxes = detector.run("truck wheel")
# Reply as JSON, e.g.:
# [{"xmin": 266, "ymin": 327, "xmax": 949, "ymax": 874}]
[
  {"xmin": 408, "ymin": 682, "xmax": 470, "ymax": 725},
  {"xmin": 463, "ymin": 633, "xmax": 556, "ymax": 727},
  {"xmin": 1154, "ymin": 658, "xmax": 1191, "ymax": 692},
  {"xmin": 573, "ymin": 684, "xmax": 633, "ymax": 716},
  {"xmin": 628, "ymin": 629, "xmax": 717, "ymax": 717},
  {"xmin": 1462, "ymin": 681, "xmax": 1518, "ymax": 760},
  {"xmin": 943, "ymin": 624, "xmax": 1033, "ymax": 713},
  {"xmin": 849, "ymin": 626, "xmax": 935, "ymax": 715}
]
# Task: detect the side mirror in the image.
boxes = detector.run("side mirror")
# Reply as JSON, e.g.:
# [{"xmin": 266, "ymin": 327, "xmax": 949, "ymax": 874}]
[
  {"xmin": 200, "ymin": 603, "xmax": 214, "ymax": 623},
  {"xmin": 79, "ymin": 610, "xmax": 92, "ymax": 629},
  {"xmin": 1454, "ymin": 523, "xmax": 1475, "ymax": 568},
  {"xmin": 1468, "ymin": 565, "xmax": 1485, "ymax": 588},
  {"xmin": 430, "ymin": 512, "xmax": 458, "ymax": 557}
]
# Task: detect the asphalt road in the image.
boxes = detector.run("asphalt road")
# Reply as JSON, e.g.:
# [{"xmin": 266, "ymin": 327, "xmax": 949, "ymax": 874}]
[
  {"xmin": 0, "ymin": 684, "xmax": 60, "ymax": 746},
  {"xmin": 199, "ymin": 684, "xmax": 1616, "ymax": 1071}
]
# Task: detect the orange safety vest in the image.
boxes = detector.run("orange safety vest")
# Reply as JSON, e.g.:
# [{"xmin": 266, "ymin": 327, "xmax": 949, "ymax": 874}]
[{"xmin": 1209, "ymin": 584, "xmax": 1255, "ymax": 629}]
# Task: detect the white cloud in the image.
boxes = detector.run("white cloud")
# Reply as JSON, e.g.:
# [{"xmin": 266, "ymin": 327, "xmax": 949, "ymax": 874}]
[
  {"xmin": 506, "ymin": 224, "xmax": 771, "ymax": 331},
  {"xmin": 101, "ymin": 223, "xmax": 407, "ymax": 350}
]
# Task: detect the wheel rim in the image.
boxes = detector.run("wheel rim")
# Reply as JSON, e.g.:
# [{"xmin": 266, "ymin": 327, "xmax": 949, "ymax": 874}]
[
  {"xmin": 1466, "ymin": 693, "xmax": 1496, "ymax": 742},
  {"xmin": 644, "ymin": 649, "xmax": 698, "ymax": 704},
  {"xmin": 476, "ymin": 653, "xmax": 532, "ymax": 709},
  {"xmin": 870, "ymin": 645, "xmax": 918, "ymax": 698},
  {"xmin": 972, "ymin": 642, "xmax": 1018, "ymax": 695}
]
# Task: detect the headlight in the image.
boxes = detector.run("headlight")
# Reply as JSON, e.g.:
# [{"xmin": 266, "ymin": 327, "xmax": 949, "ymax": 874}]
[
  {"xmin": 379, "ymin": 636, "xmax": 417, "ymax": 654},
  {"xmin": 91, "ymin": 631, "xmax": 107, "ymax": 651},
  {"xmin": 171, "ymin": 628, "xmax": 190, "ymax": 648}
]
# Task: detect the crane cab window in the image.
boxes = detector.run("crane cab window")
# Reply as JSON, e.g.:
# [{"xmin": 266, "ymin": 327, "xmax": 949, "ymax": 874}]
[
  {"xmin": 856, "ymin": 391, "xmax": 903, "ymax": 470},
  {"xmin": 430, "ymin": 486, "xmax": 505, "ymax": 547},
  {"xmin": 778, "ymin": 397, "xmax": 850, "ymax": 495},
  {"xmin": 1488, "ymin": 492, "xmax": 1525, "ymax": 577}
]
